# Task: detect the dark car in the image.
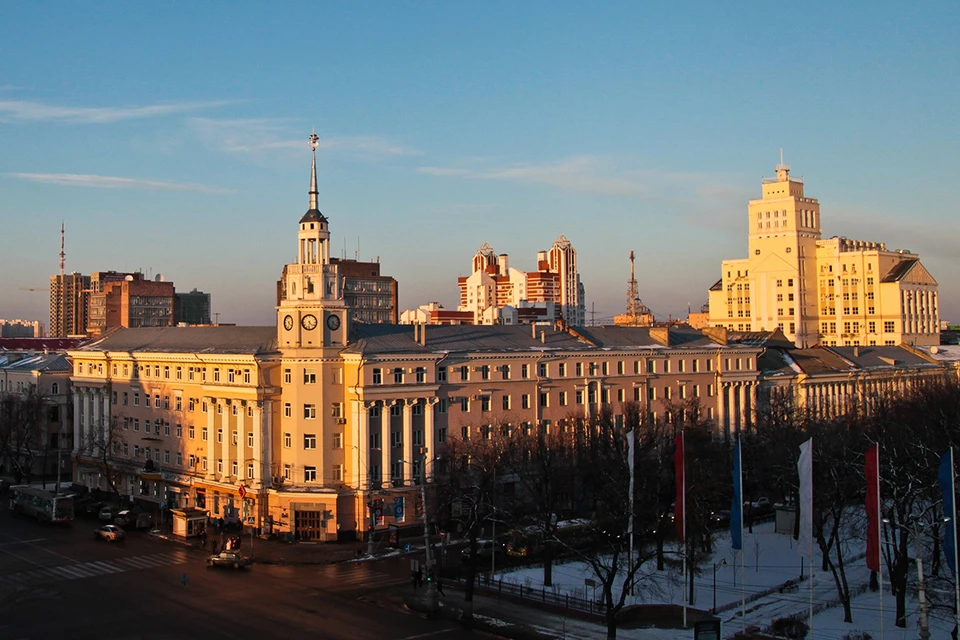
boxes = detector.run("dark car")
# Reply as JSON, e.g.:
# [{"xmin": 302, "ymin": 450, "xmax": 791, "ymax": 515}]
[
  {"xmin": 206, "ymin": 551, "xmax": 252, "ymax": 569},
  {"xmin": 461, "ymin": 539, "xmax": 506, "ymax": 563},
  {"xmin": 710, "ymin": 510, "xmax": 731, "ymax": 528}
]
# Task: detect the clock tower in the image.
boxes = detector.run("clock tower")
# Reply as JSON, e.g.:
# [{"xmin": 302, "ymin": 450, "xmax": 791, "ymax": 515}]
[{"xmin": 277, "ymin": 132, "xmax": 349, "ymax": 349}]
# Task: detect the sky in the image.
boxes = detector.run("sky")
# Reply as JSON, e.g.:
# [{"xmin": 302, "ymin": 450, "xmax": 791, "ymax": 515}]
[{"xmin": 1, "ymin": 2, "xmax": 958, "ymax": 328}]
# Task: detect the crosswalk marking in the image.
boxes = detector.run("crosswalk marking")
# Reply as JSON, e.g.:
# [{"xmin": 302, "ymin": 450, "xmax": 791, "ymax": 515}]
[
  {"xmin": 0, "ymin": 552, "xmax": 189, "ymax": 590},
  {"xmin": 316, "ymin": 565, "xmax": 409, "ymax": 591}
]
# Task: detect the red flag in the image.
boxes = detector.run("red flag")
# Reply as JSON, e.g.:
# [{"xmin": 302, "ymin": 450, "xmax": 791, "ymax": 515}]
[
  {"xmin": 674, "ymin": 432, "xmax": 685, "ymax": 541},
  {"xmin": 865, "ymin": 445, "xmax": 881, "ymax": 572}
]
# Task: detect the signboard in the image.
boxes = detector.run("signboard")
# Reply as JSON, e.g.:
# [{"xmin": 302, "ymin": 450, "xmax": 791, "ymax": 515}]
[
  {"xmin": 394, "ymin": 497, "xmax": 404, "ymax": 521},
  {"xmin": 388, "ymin": 524, "xmax": 399, "ymax": 548},
  {"xmin": 694, "ymin": 619, "xmax": 721, "ymax": 640},
  {"xmin": 238, "ymin": 485, "xmax": 247, "ymax": 500}
]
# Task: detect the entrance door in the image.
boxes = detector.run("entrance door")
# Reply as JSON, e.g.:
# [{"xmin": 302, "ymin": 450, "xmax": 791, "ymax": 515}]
[{"xmin": 294, "ymin": 510, "xmax": 324, "ymax": 541}]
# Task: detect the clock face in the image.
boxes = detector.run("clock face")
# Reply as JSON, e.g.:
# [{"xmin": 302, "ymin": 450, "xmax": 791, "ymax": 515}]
[
  {"xmin": 301, "ymin": 314, "xmax": 318, "ymax": 330},
  {"xmin": 326, "ymin": 314, "xmax": 341, "ymax": 331},
  {"xmin": 283, "ymin": 315, "xmax": 294, "ymax": 331}
]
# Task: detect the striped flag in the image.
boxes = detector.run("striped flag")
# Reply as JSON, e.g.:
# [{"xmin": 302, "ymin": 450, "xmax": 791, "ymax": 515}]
[
  {"xmin": 865, "ymin": 445, "xmax": 881, "ymax": 572},
  {"xmin": 674, "ymin": 432, "xmax": 685, "ymax": 542},
  {"xmin": 939, "ymin": 450, "xmax": 956, "ymax": 575},
  {"xmin": 731, "ymin": 438, "xmax": 743, "ymax": 551},
  {"xmin": 797, "ymin": 438, "xmax": 813, "ymax": 557}
]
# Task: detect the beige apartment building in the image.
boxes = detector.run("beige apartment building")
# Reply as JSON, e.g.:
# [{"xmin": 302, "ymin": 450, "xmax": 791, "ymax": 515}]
[{"xmin": 708, "ymin": 162, "xmax": 939, "ymax": 348}]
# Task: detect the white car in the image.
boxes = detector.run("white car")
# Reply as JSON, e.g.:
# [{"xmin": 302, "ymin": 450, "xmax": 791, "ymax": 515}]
[{"xmin": 94, "ymin": 525, "xmax": 126, "ymax": 542}]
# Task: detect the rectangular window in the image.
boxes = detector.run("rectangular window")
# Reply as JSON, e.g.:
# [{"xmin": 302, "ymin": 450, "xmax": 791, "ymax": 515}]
[
  {"xmin": 437, "ymin": 366, "xmax": 447, "ymax": 382},
  {"xmin": 460, "ymin": 398, "xmax": 469, "ymax": 412},
  {"xmin": 303, "ymin": 434, "xmax": 317, "ymax": 449},
  {"xmin": 164, "ymin": 423, "xmax": 171, "ymax": 436},
  {"xmin": 602, "ymin": 361, "xmax": 610, "ymax": 375},
  {"xmin": 228, "ymin": 369, "xmax": 235, "ymax": 383},
  {"xmin": 164, "ymin": 450, "xmax": 170, "ymax": 464},
  {"xmin": 284, "ymin": 368, "xmax": 292, "ymax": 384},
  {"xmin": 217, "ymin": 429, "xmax": 223, "ymax": 443},
  {"xmin": 559, "ymin": 391, "xmax": 567, "ymax": 406},
  {"xmin": 576, "ymin": 362, "xmax": 583, "ymax": 376},
  {"xmin": 480, "ymin": 365, "xmax": 490, "ymax": 380},
  {"xmin": 575, "ymin": 391, "xmax": 584, "ymax": 405},
  {"xmin": 647, "ymin": 360, "xmax": 655, "ymax": 374},
  {"xmin": 243, "ymin": 369, "xmax": 251, "ymax": 384},
  {"xmin": 390, "ymin": 403, "xmax": 402, "ymax": 416},
  {"xmin": 332, "ymin": 465, "xmax": 343, "ymax": 482},
  {"xmin": 283, "ymin": 464, "xmax": 291, "ymax": 479},
  {"xmin": 247, "ymin": 463, "xmax": 254, "ymax": 478},
  {"xmin": 884, "ymin": 321, "xmax": 895, "ymax": 333},
  {"xmin": 393, "ymin": 368, "xmax": 404, "ymax": 384},
  {"xmin": 304, "ymin": 466, "xmax": 317, "ymax": 482},
  {"xmin": 481, "ymin": 396, "xmax": 491, "ymax": 412},
  {"xmin": 247, "ymin": 432, "xmax": 254, "ymax": 447},
  {"xmin": 369, "ymin": 432, "xmax": 381, "ymax": 449},
  {"xmin": 213, "ymin": 368, "xmax": 220, "ymax": 383},
  {"xmin": 437, "ymin": 398, "xmax": 447, "ymax": 414},
  {"xmin": 189, "ymin": 425, "xmax": 195, "ymax": 439},
  {"xmin": 123, "ymin": 392, "xmax": 129, "ymax": 405},
  {"xmin": 539, "ymin": 392, "xmax": 548, "ymax": 407},
  {"xmin": 303, "ymin": 369, "xmax": 317, "ymax": 384},
  {"xmin": 134, "ymin": 392, "xmax": 140, "ymax": 406},
  {"xmin": 331, "ymin": 402, "xmax": 343, "ymax": 418},
  {"xmin": 521, "ymin": 394, "xmax": 530, "ymax": 409},
  {"xmin": 521, "ymin": 364, "xmax": 529, "ymax": 379},
  {"xmin": 502, "ymin": 395, "xmax": 511, "ymax": 411},
  {"xmin": 333, "ymin": 432, "xmax": 342, "ymax": 449},
  {"xmin": 284, "ymin": 403, "xmax": 292, "ymax": 418},
  {"xmin": 134, "ymin": 419, "xmax": 140, "ymax": 432},
  {"xmin": 416, "ymin": 367, "xmax": 426, "ymax": 383},
  {"xmin": 304, "ymin": 404, "xmax": 316, "ymax": 419},
  {"xmin": 391, "ymin": 430, "xmax": 403, "ymax": 448},
  {"xmin": 557, "ymin": 363, "xmax": 565, "ymax": 377},
  {"xmin": 538, "ymin": 363, "xmax": 548, "ymax": 378}
]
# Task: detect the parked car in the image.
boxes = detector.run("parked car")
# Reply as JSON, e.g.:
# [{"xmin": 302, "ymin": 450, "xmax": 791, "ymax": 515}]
[
  {"xmin": 94, "ymin": 525, "xmax": 126, "ymax": 542},
  {"xmin": 115, "ymin": 510, "xmax": 154, "ymax": 530},
  {"xmin": 98, "ymin": 505, "xmax": 117, "ymax": 522},
  {"xmin": 750, "ymin": 497, "xmax": 772, "ymax": 512},
  {"xmin": 461, "ymin": 539, "xmax": 505, "ymax": 563},
  {"xmin": 710, "ymin": 509, "xmax": 732, "ymax": 528},
  {"xmin": 206, "ymin": 551, "xmax": 252, "ymax": 569}
]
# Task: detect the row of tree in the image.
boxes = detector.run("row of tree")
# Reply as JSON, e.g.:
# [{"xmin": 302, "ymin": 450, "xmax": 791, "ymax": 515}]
[{"xmin": 432, "ymin": 374, "xmax": 960, "ymax": 639}]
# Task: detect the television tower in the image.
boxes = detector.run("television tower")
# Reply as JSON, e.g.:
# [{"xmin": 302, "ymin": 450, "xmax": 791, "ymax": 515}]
[{"xmin": 59, "ymin": 222, "xmax": 66, "ymax": 275}]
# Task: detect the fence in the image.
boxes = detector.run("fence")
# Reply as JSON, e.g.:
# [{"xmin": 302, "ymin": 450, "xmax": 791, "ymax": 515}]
[{"xmin": 459, "ymin": 572, "xmax": 609, "ymax": 616}]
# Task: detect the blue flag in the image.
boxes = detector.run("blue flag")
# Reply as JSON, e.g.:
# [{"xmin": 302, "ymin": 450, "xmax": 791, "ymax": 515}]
[
  {"xmin": 939, "ymin": 450, "xmax": 956, "ymax": 575},
  {"xmin": 731, "ymin": 438, "xmax": 743, "ymax": 551}
]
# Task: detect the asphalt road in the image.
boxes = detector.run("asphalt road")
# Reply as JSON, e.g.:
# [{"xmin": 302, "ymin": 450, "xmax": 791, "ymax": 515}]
[{"xmin": 0, "ymin": 502, "xmax": 493, "ymax": 640}]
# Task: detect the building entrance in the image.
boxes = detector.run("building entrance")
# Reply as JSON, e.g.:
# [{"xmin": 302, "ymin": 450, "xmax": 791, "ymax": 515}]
[{"xmin": 294, "ymin": 510, "xmax": 325, "ymax": 541}]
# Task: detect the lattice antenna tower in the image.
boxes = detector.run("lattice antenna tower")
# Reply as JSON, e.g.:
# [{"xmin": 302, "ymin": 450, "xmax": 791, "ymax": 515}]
[{"xmin": 59, "ymin": 222, "xmax": 66, "ymax": 276}]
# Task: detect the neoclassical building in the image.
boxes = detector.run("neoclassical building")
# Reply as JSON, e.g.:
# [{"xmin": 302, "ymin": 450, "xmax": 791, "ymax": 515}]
[
  {"xmin": 708, "ymin": 162, "xmax": 939, "ymax": 348},
  {"xmin": 67, "ymin": 135, "xmax": 766, "ymax": 541}
]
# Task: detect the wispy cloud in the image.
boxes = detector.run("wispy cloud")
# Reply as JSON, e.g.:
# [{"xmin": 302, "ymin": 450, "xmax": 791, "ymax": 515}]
[
  {"xmin": 188, "ymin": 117, "xmax": 419, "ymax": 159},
  {"xmin": 10, "ymin": 172, "xmax": 232, "ymax": 194},
  {"xmin": 0, "ymin": 99, "xmax": 232, "ymax": 123}
]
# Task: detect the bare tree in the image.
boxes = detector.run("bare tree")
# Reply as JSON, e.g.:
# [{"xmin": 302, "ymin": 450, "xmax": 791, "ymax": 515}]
[
  {"xmin": 83, "ymin": 412, "xmax": 127, "ymax": 498},
  {"xmin": 0, "ymin": 387, "xmax": 44, "ymax": 484}
]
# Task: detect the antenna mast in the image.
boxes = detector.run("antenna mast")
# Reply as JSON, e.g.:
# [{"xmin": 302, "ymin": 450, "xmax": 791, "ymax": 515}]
[{"xmin": 59, "ymin": 222, "xmax": 66, "ymax": 276}]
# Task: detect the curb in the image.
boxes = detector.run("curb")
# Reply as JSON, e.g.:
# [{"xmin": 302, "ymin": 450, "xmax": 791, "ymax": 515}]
[{"xmin": 403, "ymin": 592, "xmax": 559, "ymax": 640}]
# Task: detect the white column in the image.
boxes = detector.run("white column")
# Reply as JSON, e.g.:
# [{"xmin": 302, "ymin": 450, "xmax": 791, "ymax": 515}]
[
  {"xmin": 424, "ymin": 399, "xmax": 436, "ymax": 481},
  {"xmin": 382, "ymin": 402, "xmax": 392, "ymax": 489},
  {"xmin": 91, "ymin": 388, "xmax": 101, "ymax": 449},
  {"xmin": 72, "ymin": 387, "xmax": 82, "ymax": 452},
  {"xmin": 403, "ymin": 400, "xmax": 414, "ymax": 485},
  {"xmin": 252, "ymin": 402, "xmax": 262, "ymax": 487},
  {"xmin": 749, "ymin": 382, "xmax": 757, "ymax": 429},
  {"xmin": 355, "ymin": 401, "xmax": 369, "ymax": 488},
  {"xmin": 102, "ymin": 390, "xmax": 110, "ymax": 441},
  {"xmin": 222, "ymin": 402, "xmax": 232, "ymax": 481},
  {"xmin": 237, "ymin": 402, "xmax": 246, "ymax": 482},
  {"xmin": 82, "ymin": 388, "xmax": 91, "ymax": 452},
  {"xmin": 206, "ymin": 397, "xmax": 216, "ymax": 479},
  {"xmin": 716, "ymin": 381, "xmax": 726, "ymax": 435},
  {"xmin": 737, "ymin": 382, "xmax": 746, "ymax": 433}
]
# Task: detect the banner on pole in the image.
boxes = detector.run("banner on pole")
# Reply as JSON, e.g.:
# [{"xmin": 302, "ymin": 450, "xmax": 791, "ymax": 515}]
[
  {"xmin": 865, "ymin": 445, "xmax": 881, "ymax": 572},
  {"xmin": 797, "ymin": 438, "xmax": 813, "ymax": 558},
  {"xmin": 730, "ymin": 438, "xmax": 743, "ymax": 551},
  {"xmin": 674, "ymin": 432, "xmax": 685, "ymax": 542}
]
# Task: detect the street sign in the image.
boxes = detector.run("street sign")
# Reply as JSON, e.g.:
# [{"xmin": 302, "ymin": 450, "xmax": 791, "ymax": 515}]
[
  {"xmin": 180, "ymin": 573, "xmax": 189, "ymax": 587},
  {"xmin": 238, "ymin": 485, "xmax": 247, "ymax": 499},
  {"xmin": 404, "ymin": 543, "xmax": 412, "ymax": 553}
]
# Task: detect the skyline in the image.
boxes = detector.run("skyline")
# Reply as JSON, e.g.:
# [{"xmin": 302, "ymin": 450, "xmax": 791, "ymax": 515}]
[{"xmin": 2, "ymin": 3, "xmax": 958, "ymax": 327}]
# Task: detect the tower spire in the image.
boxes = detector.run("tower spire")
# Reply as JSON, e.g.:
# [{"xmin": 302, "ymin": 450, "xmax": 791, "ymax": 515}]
[
  {"xmin": 308, "ymin": 130, "xmax": 319, "ymax": 211},
  {"xmin": 59, "ymin": 221, "xmax": 65, "ymax": 276}
]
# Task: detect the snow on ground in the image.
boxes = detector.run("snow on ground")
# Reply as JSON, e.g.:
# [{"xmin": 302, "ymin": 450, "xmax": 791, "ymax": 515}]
[{"xmin": 493, "ymin": 521, "xmax": 957, "ymax": 639}]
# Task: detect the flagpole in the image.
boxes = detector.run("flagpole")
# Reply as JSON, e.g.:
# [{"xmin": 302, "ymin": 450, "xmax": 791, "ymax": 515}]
[
  {"xmin": 682, "ymin": 431, "xmax": 687, "ymax": 629},
  {"xmin": 738, "ymin": 440, "xmax": 745, "ymax": 637},
  {"xmin": 951, "ymin": 447, "xmax": 959, "ymax": 638},
  {"xmin": 878, "ymin": 447, "xmax": 884, "ymax": 640}
]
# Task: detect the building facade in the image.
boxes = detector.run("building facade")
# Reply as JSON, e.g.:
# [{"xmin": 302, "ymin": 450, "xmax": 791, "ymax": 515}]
[
  {"xmin": 0, "ymin": 319, "xmax": 43, "ymax": 338},
  {"xmin": 175, "ymin": 289, "xmax": 212, "ymax": 325},
  {"xmin": 0, "ymin": 352, "xmax": 74, "ymax": 485},
  {"xmin": 707, "ymin": 163, "xmax": 939, "ymax": 348},
  {"xmin": 49, "ymin": 272, "xmax": 91, "ymax": 338},
  {"xmin": 87, "ymin": 273, "xmax": 175, "ymax": 336},
  {"xmin": 446, "ymin": 238, "xmax": 586, "ymax": 326}
]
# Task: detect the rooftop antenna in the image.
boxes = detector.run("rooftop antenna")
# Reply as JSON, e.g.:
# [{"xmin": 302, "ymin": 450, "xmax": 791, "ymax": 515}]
[
  {"xmin": 59, "ymin": 222, "xmax": 65, "ymax": 276},
  {"xmin": 356, "ymin": 236, "xmax": 360, "ymax": 262}
]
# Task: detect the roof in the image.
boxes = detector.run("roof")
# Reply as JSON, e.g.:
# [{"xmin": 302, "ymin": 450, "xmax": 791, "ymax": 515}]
[
  {"xmin": 709, "ymin": 278, "xmax": 723, "ymax": 292},
  {"xmin": 783, "ymin": 347, "xmax": 855, "ymax": 375},
  {"xmin": 926, "ymin": 345, "xmax": 960, "ymax": 362},
  {"xmin": 299, "ymin": 208, "xmax": 327, "ymax": 224},
  {"xmin": 346, "ymin": 324, "xmax": 587, "ymax": 355},
  {"xmin": 74, "ymin": 327, "xmax": 279, "ymax": 355},
  {"xmin": 881, "ymin": 259, "xmax": 918, "ymax": 283},
  {"xmin": 0, "ymin": 338, "xmax": 89, "ymax": 351},
  {"xmin": 0, "ymin": 353, "xmax": 72, "ymax": 372},
  {"xmin": 727, "ymin": 329, "xmax": 796, "ymax": 349},
  {"xmin": 831, "ymin": 345, "xmax": 936, "ymax": 369},
  {"xmin": 573, "ymin": 326, "xmax": 722, "ymax": 348}
]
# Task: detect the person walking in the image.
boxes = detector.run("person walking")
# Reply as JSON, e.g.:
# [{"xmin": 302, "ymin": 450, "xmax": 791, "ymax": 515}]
[{"xmin": 435, "ymin": 578, "xmax": 444, "ymax": 597}]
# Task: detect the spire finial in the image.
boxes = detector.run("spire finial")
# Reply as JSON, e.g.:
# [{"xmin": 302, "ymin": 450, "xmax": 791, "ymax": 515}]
[
  {"xmin": 308, "ymin": 130, "xmax": 319, "ymax": 210},
  {"xmin": 775, "ymin": 147, "xmax": 790, "ymax": 180}
]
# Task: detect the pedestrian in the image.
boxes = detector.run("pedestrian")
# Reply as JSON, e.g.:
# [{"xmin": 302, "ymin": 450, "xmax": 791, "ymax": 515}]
[
  {"xmin": 212, "ymin": 539, "xmax": 218, "ymax": 554},
  {"xmin": 416, "ymin": 566, "xmax": 423, "ymax": 587},
  {"xmin": 435, "ymin": 578, "xmax": 444, "ymax": 597},
  {"xmin": 411, "ymin": 569, "xmax": 418, "ymax": 589},
  {"xmin": 200, "ymin": 531, "xmax": 207, "ymax": 548}
]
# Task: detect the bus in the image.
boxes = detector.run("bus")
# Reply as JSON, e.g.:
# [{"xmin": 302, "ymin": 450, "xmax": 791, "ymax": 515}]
[
  {"xmin": 9, "ymin": 486, "xmax": 75, "ymax": 523},
  {"xmin": 507, "ymin": 519, "xmax": 592, "ymax": 558}
]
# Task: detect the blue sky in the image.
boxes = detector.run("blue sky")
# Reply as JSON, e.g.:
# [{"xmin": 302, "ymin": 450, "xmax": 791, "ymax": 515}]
[{"xmin": 2, "ymin": 2, "xmax": 958, "ymax": 327}]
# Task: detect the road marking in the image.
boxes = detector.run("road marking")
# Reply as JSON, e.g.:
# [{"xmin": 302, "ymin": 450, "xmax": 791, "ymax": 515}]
[
  {"xmin": 0, "ymin": 552, "xmax": 188, "ymax": 589},
  {"xmin": 0, "ymin": 539, "xmax": 47, "ymax": 547},
  {"xmin": 401, "ymin": 631, "xmax": 456, "ymax": 639}
]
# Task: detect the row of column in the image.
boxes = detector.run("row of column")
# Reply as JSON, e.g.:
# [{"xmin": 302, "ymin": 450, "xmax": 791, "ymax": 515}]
[
  {"xmin": 716, "ymin": 380, "xmax": 758, "ymax": 435},
  {"xmin": 73, "ymin": 386, "xmax": 111, "ymax": 454},
  {"xmin": 204, "ymin": 397, "xmax": 270, "ymax": 488},
  {"xmin": 353, "ymin": 397, "xmax": 437, "ymax": 490}
]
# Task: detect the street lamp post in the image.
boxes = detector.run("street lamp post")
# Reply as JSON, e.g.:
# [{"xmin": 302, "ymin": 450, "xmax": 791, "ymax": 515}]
[
  {"xmin": 713, "ymin": 559, "xmax": 727, "ymax": 613},
  {"xmin": 401, "ymin": 450, "xmax": 438, "ymax": 613}
]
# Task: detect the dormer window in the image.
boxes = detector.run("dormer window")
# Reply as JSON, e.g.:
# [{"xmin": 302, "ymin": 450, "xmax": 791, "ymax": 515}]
[{"xmin": 310, "ymin": 223, "xmax": 315, "ymax": 229}]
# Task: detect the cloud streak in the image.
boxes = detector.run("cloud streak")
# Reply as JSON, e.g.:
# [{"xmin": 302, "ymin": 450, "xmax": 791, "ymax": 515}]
[
  {"xmin": 188, "ymin": 117, "xmax": 419, "ymax": 159},
  {"xmin": 0, "ymin": 99, "xmax": 232, "ymax": 123},
  {"xmin": 10, "ymin": 172, "xmax": 232, "ymax": 194}
]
